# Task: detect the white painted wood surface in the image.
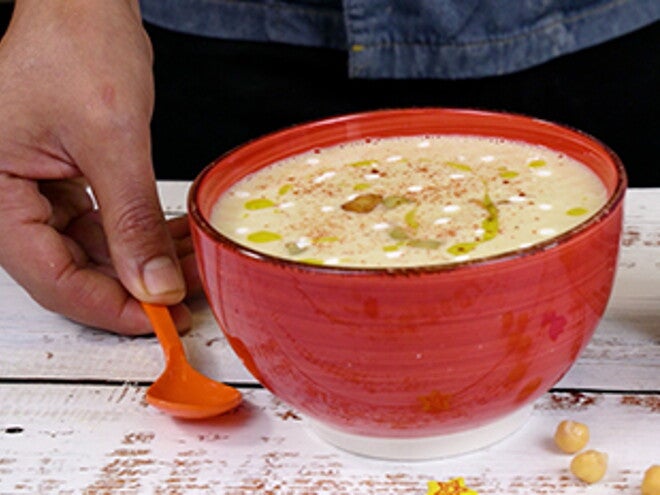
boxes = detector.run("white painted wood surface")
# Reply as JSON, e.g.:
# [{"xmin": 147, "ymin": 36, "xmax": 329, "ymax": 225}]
[
  {"xmin": 0, "ymin": 184, "xmax": 658, "ymax": 494},
  {"xmin": 0, "ymin": 386, "xmax": 658, "ymax": 494}
]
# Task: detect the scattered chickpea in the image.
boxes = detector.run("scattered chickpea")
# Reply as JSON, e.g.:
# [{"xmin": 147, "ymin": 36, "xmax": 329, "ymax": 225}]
[
  {"xmin": 642, "ymin": 465, "xmax": 660, "ymax": 495},
  {"xmin": 570, "ymin": 449, "xmax": 608, "ymax": 484},
  {"xmin": 554, "ymin": 420, "xmax": 590, "ymax": 454}
]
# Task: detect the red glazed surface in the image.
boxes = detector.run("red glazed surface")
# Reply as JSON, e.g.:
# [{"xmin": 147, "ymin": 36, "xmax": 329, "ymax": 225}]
[{"xmin": 188, "ymin": 108, "xmax": 626, "ymax": 438}]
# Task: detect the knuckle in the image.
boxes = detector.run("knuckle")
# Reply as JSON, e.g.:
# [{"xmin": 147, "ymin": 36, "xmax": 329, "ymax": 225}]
[
  {"xmin": 111, "ymin": 197, "xmax": 164, "ymax": 246},
  {"xmin": 0, "ymin": 174, "xmax": 52, "ymax": 222},
  {"xmin": 86, "ymin": 106, "xmax": 137, "ymax": 139},
  {"xmin": 80, "ymin": 88, "xmax": 150, "ymax": 142}
]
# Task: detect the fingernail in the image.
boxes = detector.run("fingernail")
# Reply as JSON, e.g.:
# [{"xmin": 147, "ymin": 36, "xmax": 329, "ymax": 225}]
[{"xmin": 142, "ymin": 256, "xmax": 184, "ymax": 296}]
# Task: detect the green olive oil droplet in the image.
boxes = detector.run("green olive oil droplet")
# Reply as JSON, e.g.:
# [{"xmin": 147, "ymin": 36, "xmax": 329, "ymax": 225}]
[
  {"xmin": 480, "ymin": 194, "xmax": 500, "ymax": 241},
  {"xmin": 315, "ymin": 236, "xmax": 340, "ymax": 243},
  {"xmin": 247, "ymin": 231, "xmax": 282, "ymax": 243},
  {"xmin": 566, "ymin": 207, "xmax": 589, "ymax": 216},
  {"xmin": 447, "ymin": 242, "xmax": 478, "ymax": 256},
  {"xmin": 445, "ymin": 162, "xmax": 473, "ymax": 172},
  {"xmin": 353, "ymin": 183, "xmax": 371, "ymax": 191},
  {"xmin": 528, "ymin": 159, "xmax": 547, "ymax": 168},
  {"xmin": 404, "ymin": 208, "xmax": 420, "ymax": 229},
  {"xmin": 278, "ymin": 184, "xmax": 292, "ymax": 196},
  {"xmin": 482, "ymin": 217, "xmax": 499, "ymax": 241},
  {"xmin": 348, "ymin": 159, "xmax": 377, "ymax": 168},
  {"xmin": 244, "ymin": 198, "xmax": 277, "ymax": 210},
  {"xmin": 499, "ymin": 169, "xmax": 519, "ymax": 179},
  {"xmin": 300, "ymin": 258, "xmax": 325, "ymax": 265}
]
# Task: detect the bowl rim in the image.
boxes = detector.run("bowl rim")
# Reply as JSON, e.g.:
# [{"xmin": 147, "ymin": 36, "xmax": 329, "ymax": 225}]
[{"xmin": 188, "ymin": 107, "xmax": 627, "ymax": 276}]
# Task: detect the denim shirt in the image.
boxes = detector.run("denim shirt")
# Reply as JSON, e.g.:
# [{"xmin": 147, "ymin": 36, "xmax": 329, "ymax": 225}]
[{"xmin": 139, "ymin": 0, "xmax": 659, "ymax": 79}]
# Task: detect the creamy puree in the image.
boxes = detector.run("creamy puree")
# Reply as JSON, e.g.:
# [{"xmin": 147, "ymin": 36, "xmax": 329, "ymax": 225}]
[{"xmin": 210, "ymin": 135, "xmax": 608, "ymax": 267}]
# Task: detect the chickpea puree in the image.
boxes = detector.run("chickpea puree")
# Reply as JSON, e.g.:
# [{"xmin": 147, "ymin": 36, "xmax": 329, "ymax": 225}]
[{"xmin": 210, "ymin": 135, "xmax": 608, "ymax": 268}]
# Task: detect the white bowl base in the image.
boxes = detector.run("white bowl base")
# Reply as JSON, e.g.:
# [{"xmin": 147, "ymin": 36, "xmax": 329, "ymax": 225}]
[{"xmin": 306, "ymin": 405, "xmax": 533, "ymax": 461}]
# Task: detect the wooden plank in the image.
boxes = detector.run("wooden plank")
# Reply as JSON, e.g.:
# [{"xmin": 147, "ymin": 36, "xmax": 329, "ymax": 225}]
[
  {"xmin": 557, "ymin": 189, "xmax": 660, "ymax": 390},
  {"xmin": 0, "ymin": 286, "xmax": 254, "ymax": 383},
  {"xmin": 608, "ymin": 188, "xmax": 660, "ymax": 314},
  {"xmin": 1, "ymin": 187, "xmax": 658, "ymax": 388},
  {"xmin": 0, "ymin": 384, "xmax": 658, "ymax": 494}
]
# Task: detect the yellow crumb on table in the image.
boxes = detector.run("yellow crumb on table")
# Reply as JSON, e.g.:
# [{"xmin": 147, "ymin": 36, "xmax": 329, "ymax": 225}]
[{"xmin": 427, "ymin": 477, "xmax": 479, "ymax": 495}]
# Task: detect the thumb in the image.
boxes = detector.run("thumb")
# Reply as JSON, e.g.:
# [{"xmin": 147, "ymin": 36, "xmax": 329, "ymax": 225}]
[{"xmin": 82, "ymin": 131, "xmax": 186, "ymax": 305}]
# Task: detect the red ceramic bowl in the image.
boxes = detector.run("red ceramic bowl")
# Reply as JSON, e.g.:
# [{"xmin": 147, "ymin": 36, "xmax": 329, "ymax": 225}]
[{"xmin": 188, "ymin": 108, "xmax": 626, "ymax": 459}]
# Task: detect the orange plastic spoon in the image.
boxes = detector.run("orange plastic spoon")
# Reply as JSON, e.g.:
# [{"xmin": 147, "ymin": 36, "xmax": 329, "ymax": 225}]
[{"xmin": 142, "ymin": 302, "xmax": 242, "ymax": 419}]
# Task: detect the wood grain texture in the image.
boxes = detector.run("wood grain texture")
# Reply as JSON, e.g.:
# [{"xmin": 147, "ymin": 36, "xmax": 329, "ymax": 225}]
[{"xmin": 0, "ymin": 385, "xmax": 658, "ymax": 494}]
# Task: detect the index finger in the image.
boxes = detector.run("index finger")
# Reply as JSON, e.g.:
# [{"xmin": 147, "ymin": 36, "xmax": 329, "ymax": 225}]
[
  {"xmin": 0, "ymin": 174, "xmax": 188, "ymax": 334},
  {"xmin": 69, "ymin": 107, "xmax": 186, "ymax": 305}
]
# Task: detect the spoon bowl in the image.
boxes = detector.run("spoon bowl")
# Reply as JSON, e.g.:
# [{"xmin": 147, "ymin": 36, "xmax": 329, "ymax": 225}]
[{"xmin": 142, "ymin": 302, "xmax": 242, "ymax": 419}]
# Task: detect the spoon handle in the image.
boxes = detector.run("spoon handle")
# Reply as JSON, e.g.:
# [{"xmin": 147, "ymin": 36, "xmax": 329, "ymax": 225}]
[{"xmin": 141, "ymin": 302, "xmax": 186, "ymax": 362}]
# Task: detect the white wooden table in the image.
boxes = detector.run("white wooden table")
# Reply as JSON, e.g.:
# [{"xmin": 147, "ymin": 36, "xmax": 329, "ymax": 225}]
[{"xmin": 1, "ymin": 183, "xmax": 658, "ymax": 495}]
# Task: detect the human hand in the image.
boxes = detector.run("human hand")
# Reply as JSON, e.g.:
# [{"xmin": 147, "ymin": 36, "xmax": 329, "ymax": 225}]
[{"xmin": 0, "ymin": 0, "xmax": 200, "ymax": 334}]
